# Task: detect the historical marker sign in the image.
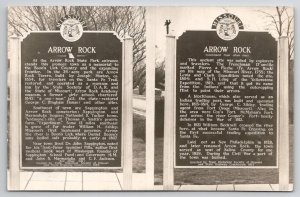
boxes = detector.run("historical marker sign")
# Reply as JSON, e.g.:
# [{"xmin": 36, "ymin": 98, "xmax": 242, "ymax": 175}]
[
  {"xmin": 175, "ymin": 14, "xmax": 277, "ymax": 167},
  {"xmin": 21, "ymin": 31, "xmax": 123, "ymax": 168}
]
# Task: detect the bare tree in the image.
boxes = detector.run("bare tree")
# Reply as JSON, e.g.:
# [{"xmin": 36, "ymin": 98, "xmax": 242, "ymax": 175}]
[
  {"xmin": 8, "ymin": 6, "xmax": 146, "ymax": 90},
  {"xmin": 155, "ymin": 59, "xmax": 165, "ymax": 90},
  {"xmin": 258, "ymin": 6, "xmax": 294, "ymax": 61},
  {"xmin": 259, "ymin": 7, "xmax": 294, "ymax": 124}
]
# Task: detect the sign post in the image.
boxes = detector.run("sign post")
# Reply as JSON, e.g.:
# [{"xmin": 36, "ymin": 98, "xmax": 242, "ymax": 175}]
[
  {"xmin": 278, "ymin": 36, "xmax": 289, "ymax": 191},
  {"xmin": 123, "ymin": 36, "xmax": 134, "ymax": 190},
  {"xmin": 9, "ymin": 36, "xmax": 21, "ymax": 190},
  {"xmin": 163, "ymin": 34, "xmax": 176, "ymax": 190},
  {"xmin": 145, "ymin": 6, "xmax": 156, "ymax": 190}
]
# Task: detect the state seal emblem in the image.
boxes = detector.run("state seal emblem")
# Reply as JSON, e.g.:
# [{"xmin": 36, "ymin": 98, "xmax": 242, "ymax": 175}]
[
  {"xmin": 211, "ymin": 13, "xmax": 244, "ymax": 41},
  {"xmin": 56, "ymin": 15, "xmax": 87, "ymax": 42}
]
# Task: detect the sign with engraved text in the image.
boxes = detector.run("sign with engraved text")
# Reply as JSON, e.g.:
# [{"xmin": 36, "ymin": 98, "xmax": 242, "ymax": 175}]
[
  {"xmin": 175, "ymin": 26, "xmax": 277, "ymax": 167},
  {"xmin": 21, "ymin": 31, "xmax": 122, "ymax": 168}
]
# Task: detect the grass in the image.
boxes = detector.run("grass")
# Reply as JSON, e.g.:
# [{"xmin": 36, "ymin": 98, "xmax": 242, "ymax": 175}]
[
  {"xmin": 133, "ymin": 113, "xmax": 146, "ymax": 141},
  {"xmin": 133, "ymin": 113, "xmax": 146, "ymax": 173}
]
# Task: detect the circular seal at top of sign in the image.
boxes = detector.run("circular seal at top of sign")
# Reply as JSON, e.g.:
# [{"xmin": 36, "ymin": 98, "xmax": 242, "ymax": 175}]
[
  {"xmin": 211, "ymin": 13, "xmax": 244, "ymax": 41},
  {"xmin": 57, "ymin": 15, "xmax": 85, "ymax": 42}
]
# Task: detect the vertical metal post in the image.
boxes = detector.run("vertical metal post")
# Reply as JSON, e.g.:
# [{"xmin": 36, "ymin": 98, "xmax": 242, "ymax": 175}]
[
  {"xmin": 163, "ymin": 35, "xmax": 176, "ymax": 190},
  {"xmin": 278, "ymin": 36, "xmax": 290, "ymax": 191},
  {"xmin": 145, "ymin": 7, "xmax": 155, "ymax": 190},
  {"xmin": 9, "ymin": 36, "xmax": 21, "ymax": 190},
  {"xmin": 123, "ymin": 36, "xmax": 133, "ymax": 190}
]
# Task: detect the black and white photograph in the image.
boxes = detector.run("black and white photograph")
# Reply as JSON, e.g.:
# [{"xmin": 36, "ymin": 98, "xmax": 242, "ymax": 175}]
[
  {"xmin": 151, "ymin": 7, "xmax": 294, "ymax": 191},
  {"xmin": 8, "ymin": 6, "xmax": 147, "ymax": 190},
  {"xmin": 6, "ymin": 5, "xmax": 294, "ymax": 191}
]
